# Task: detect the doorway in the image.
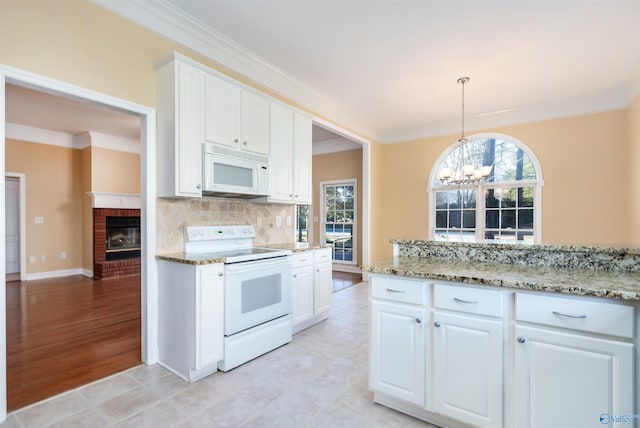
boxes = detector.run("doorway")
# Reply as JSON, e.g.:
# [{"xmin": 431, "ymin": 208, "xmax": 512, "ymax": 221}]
[
  {"xmin": 4, "ymin": 176, "xmax": 20, "ymax": 282},
  {"xmin": 1, "ymin": 67, "xmax": 157, "ymax": 419}
]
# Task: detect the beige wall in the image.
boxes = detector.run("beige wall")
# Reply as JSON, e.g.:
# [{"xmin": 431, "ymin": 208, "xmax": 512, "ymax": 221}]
[
  {"xmin": 91, "ymin": 147, "xmax": 141, "ymax": 194},
  {"xmin": 372, "ymin": 109, "xmax": 631, "ymax": 260},
  {"xmin": 5, "ymin": 139, "xmax": 84, "ymax": 273},
  {"xmin": 312, "ymin": 149, "xmax": 363, "ymax": 266},
  {"xmin": 628, "ymin": 93, "xmax": 640, "ymax": 244}
]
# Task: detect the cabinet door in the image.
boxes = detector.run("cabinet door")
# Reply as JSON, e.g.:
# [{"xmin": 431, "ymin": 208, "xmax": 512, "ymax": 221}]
[
  {"xmin": 370, "ymin": 300, "xmax": 426, "ymax": 406},
  {"xmin": 313, "ymin": 261, "xmax": 332, "ymax": 314},
  {"xmin": 177, "ymin": 61, "xmax": 204, "ymax": 196},
  {"xmin": 204, "ymin": 74, "xmax": 241, "ymax": 148},
  {"xmin": 293, "ymin": 114, "xmax": 312, "ymax": 204},
  {"xmin": 292, "ymin": 266, "xmax": 314, "ymax": 326},
  {"xmin": 269, "ymin": 103, "xmax": 294, "ymax": 202},
  {"xmin": 514, "ymin": 325, "xmax": 633, "ymax": 428},
  {"xmin": 196, "ymin": 264, "xmax": 224, "ymax": 369},
  {"xmin": 241, "ymin": 91, "xmax": 270, "ymax": 155},
  {"xmin": 432, "ymin": 311, "xmax": 503, "ymax": 428}
]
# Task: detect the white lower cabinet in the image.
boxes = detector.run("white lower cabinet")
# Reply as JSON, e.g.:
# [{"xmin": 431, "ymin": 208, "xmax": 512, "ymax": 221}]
[
  {"xmin": 432, "ymin": 311, "xmax": 503, "ymax": 428},
  {"xmin": 513, "ymin": 293, "xmax": 634, "ymax": 428},
  {"xmin": 369, "ymin": 275, "xmax": 636, "ymax": 428},
  {"xmin": 158, "ymin": 261, "xmax": 224, "ymax": 382},
  {"xmin": 292, "ymin": 248, "xmax": 333, "ymax": 333},
  {"xmin": 370, "ymin": 276, "xmax": 427, "ymax": 407},
  {"xmin": 371, "ymin": 299, "xmax": 426, "ymax": 406}
]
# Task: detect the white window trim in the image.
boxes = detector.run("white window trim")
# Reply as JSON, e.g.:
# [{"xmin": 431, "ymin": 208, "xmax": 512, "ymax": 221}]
[
  {"xmin": 320, "ymin": 178, "xmax": 358, "ymax": 266},
  {"xmin": 427, "ymin": 132, "xmax": 544, "ymax": 244}
]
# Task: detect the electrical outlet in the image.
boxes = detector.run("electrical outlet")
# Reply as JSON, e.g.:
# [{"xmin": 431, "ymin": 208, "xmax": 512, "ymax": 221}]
[
  {"xmin": 275, "ymin": 216, "xmax": 282, "ymax": 227},
  {"xmin": 29, "ymin": 256, "xmax": 36, "ymax": 264},
  {"xmin": 40, "ymin": 255, "xmax": 46, "ymax": 262},
  {"xmin": 35, "ymin": 216, "xmax": 44, "ymax": 224},
  {"xmin": 60, "ymin": 251, "xmax": 67, "ymax": 259}
]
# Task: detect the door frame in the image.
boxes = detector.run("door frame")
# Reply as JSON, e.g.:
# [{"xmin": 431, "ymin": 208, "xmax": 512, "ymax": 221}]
[
  {"xmin": 4, "ymin": 173, "xmax": 25, "ymax": 282},
  {"xmin": 0, "ymin": 65, "xmax": 158, "ymax": 421},
  {"xmin": 320, "ymin": 178, "xmax": 358, "ymax": 271}
]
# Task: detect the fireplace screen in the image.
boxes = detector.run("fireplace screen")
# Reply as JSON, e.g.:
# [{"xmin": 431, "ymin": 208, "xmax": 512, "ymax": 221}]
[{"xmin": 106, "ymin": 216, "xmax": 141, "ymax": 261}]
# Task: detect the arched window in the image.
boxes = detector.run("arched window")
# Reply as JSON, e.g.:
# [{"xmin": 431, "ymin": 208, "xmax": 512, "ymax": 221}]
[{"xmin": 428, "ymin": 133, "xmax": 544, "ymax": 244}]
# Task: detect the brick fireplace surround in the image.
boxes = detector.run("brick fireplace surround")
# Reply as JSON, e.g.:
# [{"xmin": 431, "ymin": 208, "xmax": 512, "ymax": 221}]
[{"xmin": 93, "ymin": 208, "xmax": 141, "ymax": 279}]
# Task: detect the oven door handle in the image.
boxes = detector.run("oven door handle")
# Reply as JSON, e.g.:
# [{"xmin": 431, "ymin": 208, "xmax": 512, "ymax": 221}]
[{"xmin": 224, "ymin": 256, "xmax": 291, "ymax": 273}]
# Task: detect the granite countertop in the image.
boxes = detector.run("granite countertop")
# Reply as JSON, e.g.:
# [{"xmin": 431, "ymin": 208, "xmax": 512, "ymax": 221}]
[
  {"xmin": 156, "ymin": 242, "xmax": 331, "ymax": 265},
  {"xmin": 362, "ymin": 257, "xmax": 640, "ymax": 301}
]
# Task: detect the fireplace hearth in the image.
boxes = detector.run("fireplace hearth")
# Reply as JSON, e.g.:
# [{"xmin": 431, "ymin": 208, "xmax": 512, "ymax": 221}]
[{"xmin": 93, "ymin": 208, "xmax": 141, "ymax": 279}]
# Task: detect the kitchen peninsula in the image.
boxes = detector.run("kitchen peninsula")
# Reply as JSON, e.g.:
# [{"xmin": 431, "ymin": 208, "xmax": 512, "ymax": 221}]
[{"xmin": 363, "ymin": 240, "xmax": 640, "ymax": 428}]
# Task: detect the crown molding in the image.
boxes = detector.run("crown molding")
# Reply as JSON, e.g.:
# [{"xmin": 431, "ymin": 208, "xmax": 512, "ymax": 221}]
[
  {"xmin": 92, "ymin": 0, "xmax": 378, "ymax": 141},
  {"xmin": 382, "ymin": 86, "xmax": 631, "ymax": 144},
  {"xmin": 5, "ymin": 122, "xmax": 76, "ymax": 147},
  {"xmin": 6, "ymin": 123, "xmax": 140, "ymax": 153},
  {"xmin": 312, "ymin": 137, "xmax": 362, "ymax": 155}
]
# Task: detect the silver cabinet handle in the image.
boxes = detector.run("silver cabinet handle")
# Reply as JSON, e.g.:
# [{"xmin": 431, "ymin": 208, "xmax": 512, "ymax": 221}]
[
  {"xmin": 234, "ymin": 138, "xmax": 239, "ymax": 143},
  {"xmin": 552, "ymin": 310, "xmax": 587, "ymax": 319},
  {"xmin": 196, "ymin": 184, "xmax": 201, "ymax": 189},
  {"xmin": 517, "ymin": 336, "xmax": 526, "ymax": 343},
  {"xmin": 243, "ymin": 141, "xmax": 248, "ymax": 145},
  {"xmin": 415, "ymin": 318, "xmax": 422, "ymax": 324},
  {"xmin": 454, "ymin": 297, "xmax": 478, "ymax": 304},
  {"xmin": 218, "ymin": 272, "xmax": 223, "ymax": 277},
  {"xmin": 434, "ymin": 321, "xmax": 441, "ymax": 327},
  {"xmin": 385, "ymin": 288, "xmax": 405, "ymax": 293}
]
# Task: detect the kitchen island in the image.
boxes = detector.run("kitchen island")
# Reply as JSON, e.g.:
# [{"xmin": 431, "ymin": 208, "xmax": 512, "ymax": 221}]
[{"xmin": 362, "ymin": 240, "xmax": 640, "ymax": 428}]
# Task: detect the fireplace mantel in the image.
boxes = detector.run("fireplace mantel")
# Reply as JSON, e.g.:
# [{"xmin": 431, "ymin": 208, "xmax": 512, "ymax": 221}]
[{"xmin": 87, "ymin": 192, "xmax": 141, "ymax": 209}]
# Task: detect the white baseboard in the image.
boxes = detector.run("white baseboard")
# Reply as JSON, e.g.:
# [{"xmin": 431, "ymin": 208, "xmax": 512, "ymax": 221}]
[
  {"xmin": 82, "ymin": 269, "xmax": 94, "ymax": 278},
  {"xmin": 25, "ymin": 268, "xmax": 86, "ymax": 281}
]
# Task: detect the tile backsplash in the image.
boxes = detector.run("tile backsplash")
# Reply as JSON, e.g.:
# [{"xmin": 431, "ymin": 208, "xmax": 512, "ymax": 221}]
[{"xmin": 156, "ymin": 198, "xmax": 295, "ymax": 254}]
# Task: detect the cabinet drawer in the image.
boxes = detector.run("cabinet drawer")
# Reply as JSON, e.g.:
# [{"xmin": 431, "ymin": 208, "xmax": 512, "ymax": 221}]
[
  {"xmin": 314, "ymin": 248, "xmax": 332, "ymax": 264},
  {"xmin": 371, "ymin": 276, "xmax": 426, "ymax": 305},
  {"xmin": 515, "ymin": 293, "xmax": 634, "ymax": 339},
  {"xmin": 292, "ymin": 252, "xmax": 313, "ymax": 268},
  {"xmin": 434, "ymin": 283, "xmax": 504, "ymax": 317}
]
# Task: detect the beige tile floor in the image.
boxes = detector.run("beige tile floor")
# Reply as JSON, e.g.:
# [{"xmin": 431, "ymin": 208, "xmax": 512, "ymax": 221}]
[{"xmin": 1, "ymin": 282, "xmax": 433, "ymax": 428}]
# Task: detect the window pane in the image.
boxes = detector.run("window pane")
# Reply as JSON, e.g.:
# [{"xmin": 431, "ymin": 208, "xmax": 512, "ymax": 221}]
[
  {"xmin": 436, "ymin": 211, "xmax": 447, "ymax": 228},
  {"xmin": 486, "ymin": 189, "xmax": 499, "ymax": 208},
  {"xmin": 449, "ymin": 211, "xmax": 461, "ymax": 228},
  {"xmin": 436, "ymin": 192, "xmax": 449, "ymax": 210},
  {"xmin": 463, "ymin": 210, "xmax": 476, "ymax": 228},
  {"xmin": 486, "ymin": 210, "xmax": 499, "ymax": 228},
  {"xmin": 450, "ymin": 192, "xmax": 462, "ymax": 209},
  {"xmin": 501, "ymin": 188, "xmax": 516, "ymax": 208},
  {"xmin": 344, "ymin": 210, "xmax": 354, "ymax": 223},
  {"xmin": 499, "ymin": 230, "xmax": 517, "ymax": 242},
  {"xmin": 518, "ymin": 209, "xmax": 534, "ymax": 229},
  {"xmin": 519, "ymin": 187, "xmax": 534, "ymax": 207},
  {"xmin": 326, "ymin": 186, "xmax": 335, "ymax": 198},
  {"xmin": 326, "ymin": 210, "xmax": 335, "ymax": 222},
  {"xmin": 501, "ymin": 209, "xmax": 516, "ymax": 229},
  {"xmin": 463, "ymin": 189, "xmax": 476, "ymax": 208}
]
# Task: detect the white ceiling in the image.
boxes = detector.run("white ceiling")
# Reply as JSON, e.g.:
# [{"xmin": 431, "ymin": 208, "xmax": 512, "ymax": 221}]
[{"xmin": 95, "ymin": 0, "xmax": 640, "ymax": 143}]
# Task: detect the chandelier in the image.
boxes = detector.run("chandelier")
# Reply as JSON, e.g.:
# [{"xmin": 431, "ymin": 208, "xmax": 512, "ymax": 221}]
[{"xmin": 437, "ymin": 77, "xmax": 492, "ymax": 185}]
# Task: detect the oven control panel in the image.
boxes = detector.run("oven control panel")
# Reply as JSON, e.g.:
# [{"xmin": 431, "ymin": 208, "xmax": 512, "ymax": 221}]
[{"xmin": 185, "ymin": 225, "xmax": 256, "ymax": 242}]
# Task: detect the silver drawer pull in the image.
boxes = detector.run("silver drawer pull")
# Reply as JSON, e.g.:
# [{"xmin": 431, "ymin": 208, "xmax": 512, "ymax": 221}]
[
  {"xmin": 552, "ymin": 310, "xmax": 587, "ymax": 319},
  {"xmin": 454, "ymin": 297, "xmax": 478, "ymax": 304},
  {"xmin": 385, "ymin": 288, "xmax": 405, "ymax": 294}
]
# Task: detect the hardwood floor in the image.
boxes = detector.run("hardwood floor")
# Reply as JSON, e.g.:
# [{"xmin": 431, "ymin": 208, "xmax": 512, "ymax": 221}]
[
  {"xmin": 6, "ymin": 274, "xmax": 141, "ymax": 411},
  {"xmin": 332, "ymin": 271, "xmax": 362, "ymax": 292}
]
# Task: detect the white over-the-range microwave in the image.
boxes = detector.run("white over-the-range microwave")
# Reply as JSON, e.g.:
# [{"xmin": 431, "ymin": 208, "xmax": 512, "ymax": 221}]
[{"xmin": 202, "ymin": 143, "xmax": 270, "ymax": 198}]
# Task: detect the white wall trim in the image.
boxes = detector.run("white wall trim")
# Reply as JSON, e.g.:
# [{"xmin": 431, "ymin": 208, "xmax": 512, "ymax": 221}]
[
  {"xmin": 0, "ymin": 64, "xmax": 158, "ymax": 423},
  {"xmin": 6, "ymin": 122, "xmax": 140, "ymax": 153},
  {"xmin": 4, "ymin": 173, "xmax": 26, "ymax": 282},
  {"xmin": 87, "ymin": 192, "xmax": 141, "ymax": 209},
  {"xmin": 312, "ymin": 137, "xmax": 362, "ymax": 156},
  {"xmin": 24, "ymin": 268, "xmax": 86, "ymax": 281}
]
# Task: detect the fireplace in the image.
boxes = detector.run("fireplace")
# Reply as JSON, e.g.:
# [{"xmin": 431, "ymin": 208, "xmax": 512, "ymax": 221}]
[
  {"xmin": 106, "ymin": 216, "xmax": 141, "ymax": 261},
  {"xmin": 93, "ymin": 207, "xmax": 141, "ymax": 279}
]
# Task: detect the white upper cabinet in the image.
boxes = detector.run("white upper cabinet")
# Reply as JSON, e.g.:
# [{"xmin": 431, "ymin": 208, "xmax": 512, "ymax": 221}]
[
  {"xmin": 157, "ymin": 58, "xmax": 205, "ymax": 197},
  {"xmin": 268, "ymin": 103, "xmax": 313, "ymax": 204},
  {"xmin": 204, "ymin": 73, "xmax": 270, "ymax": 156}
]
